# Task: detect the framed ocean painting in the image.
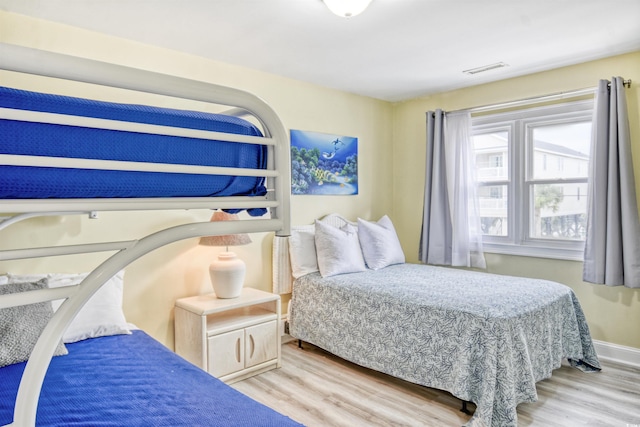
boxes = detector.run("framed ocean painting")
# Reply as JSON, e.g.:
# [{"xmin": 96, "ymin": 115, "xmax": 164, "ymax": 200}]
[{"xmin": 290, "ymin": 129, "xmax": 358, "ymax": 195}]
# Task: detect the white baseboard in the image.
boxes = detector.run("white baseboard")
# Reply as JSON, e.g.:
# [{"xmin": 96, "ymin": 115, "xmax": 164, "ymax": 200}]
[
  {"xmin": 593, "ymin": 340, "xmax": 640, "ymax": 369},
  {"xmin": 279, "ymin": 316, "xmax": 295, "ymax": 344},
  {"xmin": 279, "ymin": 317, "xmax": 287, "ymax": 336}
]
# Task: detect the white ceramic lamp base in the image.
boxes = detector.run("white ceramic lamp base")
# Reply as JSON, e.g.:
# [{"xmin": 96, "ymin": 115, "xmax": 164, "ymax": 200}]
[{"xmin": 209, "ymin": 252, "xmax": 245, "ymax": 299}]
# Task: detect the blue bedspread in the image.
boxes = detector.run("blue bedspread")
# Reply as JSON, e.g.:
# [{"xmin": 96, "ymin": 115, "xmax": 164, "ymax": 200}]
[
  {"xmin": 0, "ymin": 331, "xmax": 303, "ymax": 426},
  {"xmin": 290, "ymin": 263, "xmax": 600, "ymax": 427},
  {"xmin": 0, "ymin": 86, "xmax": 267, "ymax": 210}
]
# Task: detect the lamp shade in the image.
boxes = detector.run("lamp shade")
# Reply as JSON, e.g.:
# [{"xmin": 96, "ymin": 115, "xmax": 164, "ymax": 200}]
[
  {"xmin": 199, "ymin": 211, "xmax": 252, "ymax": 247},
  {"xmin": 323, "ymin": 0, "xmax": 372, "ymax": 18},
  {"xmin": 200, "ymin": 211, "xmax": 251, "ymax": 299}
]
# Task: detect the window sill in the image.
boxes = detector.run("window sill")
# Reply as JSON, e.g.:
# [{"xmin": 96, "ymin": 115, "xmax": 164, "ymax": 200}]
[{"xmin": 482, "ymin": 242, "xmax": 585, "ymax": 262}]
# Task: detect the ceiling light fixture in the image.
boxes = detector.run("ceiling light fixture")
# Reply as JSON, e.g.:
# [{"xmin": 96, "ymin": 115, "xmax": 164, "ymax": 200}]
[
  {"xmin": 323, "ymin": 0, "xmax": 373, "ymax": 18},
  {"xmin": 463, "ymin": 62, "xmax": 509, "ymax": 75}
]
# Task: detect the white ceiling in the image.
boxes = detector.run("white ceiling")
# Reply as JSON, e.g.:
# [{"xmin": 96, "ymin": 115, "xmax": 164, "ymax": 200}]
[{"xmin": 1, "ymin": 0, "xmax": 639, "ymax": 102}]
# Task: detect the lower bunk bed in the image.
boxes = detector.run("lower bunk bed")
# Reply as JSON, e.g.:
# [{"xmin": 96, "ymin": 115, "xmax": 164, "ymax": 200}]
[
  {"xmin": 273, "ymin": 214, "xmax": 601, "ymax": 427},
  {"xmin": 0, "ymin": 331, "xmax": 302, "ymax": 427}
]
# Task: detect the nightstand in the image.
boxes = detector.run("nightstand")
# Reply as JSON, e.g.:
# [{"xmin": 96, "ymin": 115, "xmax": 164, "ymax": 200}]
[{"xmin": 174, "ymin": 287, "xmax": 281, "ymax": 384}]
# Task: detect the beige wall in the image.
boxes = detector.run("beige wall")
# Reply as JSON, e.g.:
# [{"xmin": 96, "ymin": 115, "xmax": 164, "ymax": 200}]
[
  {"xmin": 391, "ymin": 51, "xmax": 640, "ymax": 349},
  {"xmin": 0, "ymin": 12, "xmax": 393, "ymax": 348}
]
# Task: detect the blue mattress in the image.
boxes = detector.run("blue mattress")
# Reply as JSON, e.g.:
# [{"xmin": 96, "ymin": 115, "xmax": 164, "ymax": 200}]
[
  {"xmin": 0, "ymin": 330, "xmax": 303, "ymax": 426},
  {"xmin": 0, "ymin": 86, "xmax": 268, "ymax": 211}
]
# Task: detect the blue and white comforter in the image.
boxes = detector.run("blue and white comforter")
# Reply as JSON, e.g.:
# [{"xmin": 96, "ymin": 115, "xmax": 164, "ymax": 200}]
[{"xmin": 289, "ymin": 263, "xmax": 600, "ymax": 427}]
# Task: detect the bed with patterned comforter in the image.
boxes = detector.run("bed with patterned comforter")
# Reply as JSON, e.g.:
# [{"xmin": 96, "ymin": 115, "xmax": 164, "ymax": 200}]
[{"xmin": 289, "ymin": 263, "xmax": 600, "ymax": 427}]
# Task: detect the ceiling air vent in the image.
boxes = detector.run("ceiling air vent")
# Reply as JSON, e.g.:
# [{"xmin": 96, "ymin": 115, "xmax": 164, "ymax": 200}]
[{"xmin": 463, "ymin": 62, "xmax": 509, "ymax": 75}]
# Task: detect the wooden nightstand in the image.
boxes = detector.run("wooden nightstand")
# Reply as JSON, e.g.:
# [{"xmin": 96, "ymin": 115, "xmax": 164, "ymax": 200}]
[{"xmin": 174, "ymin": 287, "xmax": 281, "ymax": 384}]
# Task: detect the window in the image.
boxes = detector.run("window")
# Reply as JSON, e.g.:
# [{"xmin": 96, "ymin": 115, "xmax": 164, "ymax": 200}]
[{"xmin": 471, "ymin": 100, "xmax": 593, "ymax": 260}]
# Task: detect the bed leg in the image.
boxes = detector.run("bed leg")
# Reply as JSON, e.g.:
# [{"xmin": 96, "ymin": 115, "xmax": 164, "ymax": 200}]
[
  {"xmin": 298, "ymin": 339, "xmax": 303, "ymax": 349},
  {"xmin": 460, "ymin": 400, "xmax": 471, "ymax": 415}
]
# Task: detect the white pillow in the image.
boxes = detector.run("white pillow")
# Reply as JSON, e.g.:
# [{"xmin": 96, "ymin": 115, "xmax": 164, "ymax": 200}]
[
  {"xmin": 314, "ymin": 220, "xmax": 366, "ymax": 278},
  {"xmin": 7, "ymin": 271, "xmax": 131, "ymax": 343},
  {"xmin": 289, "ymin": 225, "xmax": 318, "ymax": 278},
  {"xmin": 0, "ymin": 274, "xmax": 7, "ymax": 285},
  {"xmin": 357, "ymin": 215, "xmax": 405, "ymax": 270}
]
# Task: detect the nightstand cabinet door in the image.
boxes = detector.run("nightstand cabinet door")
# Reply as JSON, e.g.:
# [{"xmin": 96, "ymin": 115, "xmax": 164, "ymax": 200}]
[
  {"xmin": 208, "ymin": 330, "xmax": 244, "ymax": 378},
  {"xmin": 245, "ymin": 320, "xmax": 278, "ymax": 368}
]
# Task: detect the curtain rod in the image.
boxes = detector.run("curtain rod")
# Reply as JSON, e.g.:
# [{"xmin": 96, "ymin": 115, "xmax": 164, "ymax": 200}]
[{"xmin": 453, "ymin": 78, "xmax": 631, "ymax": 115}]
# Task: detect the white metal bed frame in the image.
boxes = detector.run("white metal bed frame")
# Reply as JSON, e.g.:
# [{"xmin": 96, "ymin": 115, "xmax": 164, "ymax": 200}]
[{"xmin": 0, "ymin": 43, "xmax": 291, "ymax": 427}]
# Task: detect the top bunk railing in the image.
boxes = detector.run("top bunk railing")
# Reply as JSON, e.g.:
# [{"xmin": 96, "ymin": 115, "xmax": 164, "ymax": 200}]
[{"xmin": 0, "ymin": 43, "xmax": 291, "ymax": 233}]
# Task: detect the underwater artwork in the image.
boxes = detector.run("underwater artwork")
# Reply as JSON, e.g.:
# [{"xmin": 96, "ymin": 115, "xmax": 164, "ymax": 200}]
[{"xmin": 290, "ymin": 129, "xmax": 358, "ymax": 195}]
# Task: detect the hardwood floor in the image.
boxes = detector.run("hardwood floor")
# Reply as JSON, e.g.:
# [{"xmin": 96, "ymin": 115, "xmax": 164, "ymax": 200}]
[{"xmin": 232, "ymin": 341, "xmax": 640, "ymax": 427}]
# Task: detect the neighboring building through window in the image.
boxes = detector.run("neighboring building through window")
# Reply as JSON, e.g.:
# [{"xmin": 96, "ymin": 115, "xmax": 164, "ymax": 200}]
[{"xmin": 471, "ymin": 100, "xmax": 593, "ymax": 260}]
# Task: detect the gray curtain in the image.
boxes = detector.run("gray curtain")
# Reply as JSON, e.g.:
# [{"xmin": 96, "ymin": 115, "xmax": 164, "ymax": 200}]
[
  {"xmin": 583, "ymin": 77, "xmax": 640, "ymax": 288},
  {"xmin": 420, "ymin": 110, "xmax": 451, "ymax": 265},
  {"xmin": 419, "ymin": 110, "xmax": 485, "ymax": 268}
]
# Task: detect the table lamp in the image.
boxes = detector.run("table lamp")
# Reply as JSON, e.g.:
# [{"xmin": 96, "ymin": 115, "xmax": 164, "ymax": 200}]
[{"xmin": 199, "ymin": 211, "xmax": 252, "ymax": 298}]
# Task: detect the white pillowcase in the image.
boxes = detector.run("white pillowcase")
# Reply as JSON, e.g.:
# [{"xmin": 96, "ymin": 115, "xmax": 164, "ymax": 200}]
[
  {"xmin": 357, "ymin": 215, "xmax": 405, "ymax": 270},
  {"xmin": 314, "ymin": 220, "xmax": 366, "ymax": 278},
  {"xmin": 289, "ymin": 225, "xmax": 318, "ymax": 278},
  {"xmin": 7, "ymin": 271, "xmax": 131, "ymax": 343}
]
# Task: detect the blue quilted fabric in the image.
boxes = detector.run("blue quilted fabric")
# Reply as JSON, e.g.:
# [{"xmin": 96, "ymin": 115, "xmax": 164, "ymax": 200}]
[
  {"xmin": 0, "ymin": 86, "xmax": 268, "ymax": 213},
  {"xmin": 0, "ymin": 331, "xmax": 304, "ymax": 426}
]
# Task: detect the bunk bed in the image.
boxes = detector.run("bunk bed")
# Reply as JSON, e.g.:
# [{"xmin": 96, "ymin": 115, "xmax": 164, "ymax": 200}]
[
  {"xmin": 273, "ymin": 214, "xmax": 601, "ymax": 427},
  {"xmin": 0, "ymin": 43, "xmax": 300, "ymax": 427}
]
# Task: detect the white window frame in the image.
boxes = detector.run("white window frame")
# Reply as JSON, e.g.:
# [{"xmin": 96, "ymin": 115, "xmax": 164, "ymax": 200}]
[{"xmin": 472, "ymin": 100, "xmax": 593, "ymax": 261}]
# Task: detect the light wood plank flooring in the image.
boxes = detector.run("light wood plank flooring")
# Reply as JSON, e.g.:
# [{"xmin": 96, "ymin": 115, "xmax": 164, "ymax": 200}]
[{"xmin": 232, "ymin": 341, "xmax": 640, "ymax": 427}]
